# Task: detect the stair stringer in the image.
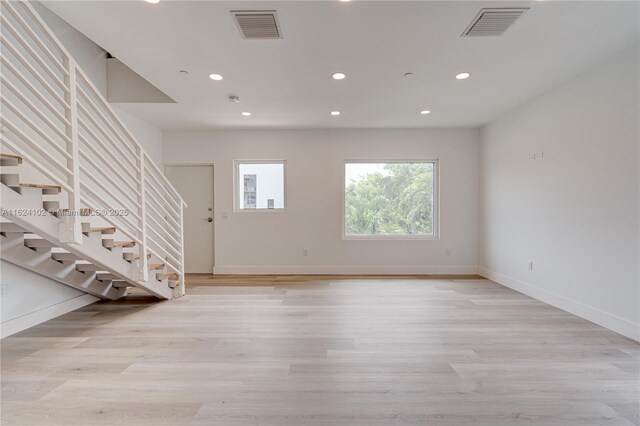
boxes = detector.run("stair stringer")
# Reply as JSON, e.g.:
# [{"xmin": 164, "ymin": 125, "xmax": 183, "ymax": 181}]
[
  {"xmin": 0, "ymin": 184, "xmax": 173, "ymax": 299},
  {"xmin": 0, "ymin": 233, "xmax": 125, "ymax": 300}
]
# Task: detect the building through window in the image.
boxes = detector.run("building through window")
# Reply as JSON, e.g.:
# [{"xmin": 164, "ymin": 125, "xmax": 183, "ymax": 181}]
[{"xmin": 235, "ymin": 161, "xmax": 285, "ymax": 211}]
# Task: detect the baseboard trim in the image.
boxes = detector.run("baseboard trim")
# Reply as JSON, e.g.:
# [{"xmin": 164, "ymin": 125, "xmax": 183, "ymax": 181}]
[
  {"xmin": 1, "ymin": 294, "xmax": 98, "ymax": 339},
  {"xmin": 213, "ymin": 266, "xmax": 478, "ymax": 275},
  {"xmin": 478, "ymin": 267, "xmax": 639, "ymax": 342}
]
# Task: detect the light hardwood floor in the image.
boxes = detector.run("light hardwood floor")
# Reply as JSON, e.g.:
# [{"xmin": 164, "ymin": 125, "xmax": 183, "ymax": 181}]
[{"xmin": 1, "ymin": 275, "xmax": 638, "ymax": 425}]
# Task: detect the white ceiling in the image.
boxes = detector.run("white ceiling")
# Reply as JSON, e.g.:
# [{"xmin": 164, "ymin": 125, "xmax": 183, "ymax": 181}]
[{"xmin": 44, "ymin": 1, "xmax": 639, "ymax": 130}]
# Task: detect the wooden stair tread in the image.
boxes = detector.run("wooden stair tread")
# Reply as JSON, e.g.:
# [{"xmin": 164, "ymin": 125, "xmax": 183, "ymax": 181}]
[
  {"xmin": 158, "ymin": 272, "xmax": 179, "ymax": 280},
  {"xmin": 19, "ymin": 183, "xmax": 61, "ymax": 193},
  {"xmin": 91, "ymin": 227, "xmax": 116, "ymax": 234},
  {"xmin": 0, "ymin": 153, "xmax": 23, "ymax": 165},
  {"xmin": 124, "ymin": 253, "xmax": 152, "ymax": 262},
  {"xmin": 84, "ymin": 224, "xmax": 116, "ymax": 235},
  {"xmin": 102, "ymin": 240, "xmax": 136, "ymax": 249},
  {"xmin": 149, "ymin": 263, "xmax": 165, "ymax": 270},
  {"xmin": 134, "ymin": 254, "xmax": 153, "ymax": 259},
  {"xmin": 112, "ymin": 241, "xmax": 135, "ymax": 248}
]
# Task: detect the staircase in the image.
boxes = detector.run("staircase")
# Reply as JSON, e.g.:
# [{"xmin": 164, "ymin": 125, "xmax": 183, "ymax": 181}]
[{"xmin": 0, "ymin": 2, "xmax": 185, "ymax": 300}]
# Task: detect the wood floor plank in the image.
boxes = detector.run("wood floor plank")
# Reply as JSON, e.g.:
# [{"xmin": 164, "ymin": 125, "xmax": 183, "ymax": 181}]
[{"xmin": 1, "ymin": 274, "xmax": 638, "ymax": 426}]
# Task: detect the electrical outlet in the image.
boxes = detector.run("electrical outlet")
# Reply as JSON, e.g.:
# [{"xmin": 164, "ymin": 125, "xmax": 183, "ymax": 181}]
[
  {"xmin": 527, "ymin": 260, "xmax": 533, "ymax": 271},
  {"xmin": 445, "ymin": 248, "xmax": 451, "ymax": 256},
  {"xmin": 302, "ymin": 249, "xmax": 309, "ymax": 257},
  {"xmin": 1, "ymin": 284, "xmax": 7, "ymax": 297},
  {"xmin": 529, "ymin": 152, "xmax": 544, "ymax": 160}
]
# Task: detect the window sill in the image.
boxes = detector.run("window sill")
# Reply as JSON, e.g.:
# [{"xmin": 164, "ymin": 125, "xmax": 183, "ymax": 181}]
[
  {"xmin": 343, "ymin": 235, "xmax": 439, "ymax": 241},
  {"xmin": 234, "ymin": 209, "xmax": 286, "ymax": 213}
]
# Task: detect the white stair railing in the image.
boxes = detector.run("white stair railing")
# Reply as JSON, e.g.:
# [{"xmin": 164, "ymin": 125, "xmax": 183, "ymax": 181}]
[{"xmin": 0, "ymin": 0, "xmax": 186, "ymax": 294}]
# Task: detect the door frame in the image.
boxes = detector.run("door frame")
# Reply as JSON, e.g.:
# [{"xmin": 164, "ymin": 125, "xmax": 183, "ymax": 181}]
[{"xmin": 164, "ymin": 163, "xmax": 215, "ymax": 274}]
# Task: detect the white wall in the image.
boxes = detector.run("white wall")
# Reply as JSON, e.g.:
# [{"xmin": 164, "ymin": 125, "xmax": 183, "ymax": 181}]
[
  {"xmin": 163, "ymin": 128, "xmax": 479, "ymax": 274},
  {"xmin": 479, "ymin": 44, "xmax": 640, "ymax": 341},
  {"xmin": 0, "ymin": 261, "xmax": 98, "ymax": 338}
]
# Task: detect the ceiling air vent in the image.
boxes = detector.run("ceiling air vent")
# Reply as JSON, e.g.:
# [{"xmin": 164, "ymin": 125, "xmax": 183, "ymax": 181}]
[
  {"xmin": 462, "ymin": 8, "xmax": 529, "ymax": 37},
  {"xmin": 231, "ymin": 10, "xmax": 281, "ymax": 39}
]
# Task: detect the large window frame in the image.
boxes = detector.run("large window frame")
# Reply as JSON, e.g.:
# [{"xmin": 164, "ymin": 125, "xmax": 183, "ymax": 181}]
[
  {"xmin": 233, "ymin": 159, "xmax": 287, "ymax": 213},
  {"xmin": 342, "ymin": 159, "xmax": 439, "ymax": 240}
]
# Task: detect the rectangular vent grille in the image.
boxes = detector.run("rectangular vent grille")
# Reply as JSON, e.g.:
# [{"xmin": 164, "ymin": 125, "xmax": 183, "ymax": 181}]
[
  {"xmin": 462, "ymin": 8, "xmax": 529, "ymax": 37},
  {"xmin": 231, "ymin": 10, "xmax": 281, "ymax": 39}
]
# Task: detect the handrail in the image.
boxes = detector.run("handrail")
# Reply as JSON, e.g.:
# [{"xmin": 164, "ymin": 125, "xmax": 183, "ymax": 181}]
[
  {"xmin": 4, "ymin": 1, "xmax": 186, "ymax": 206},
  {"xmin": 2, "ymin": 0, "xmax": 67, "ymax": 72},
  {"xmin": 76, "ymin": 101, "xmax": 138, "ymax": 170},
  {"xmin": 0, "ymin": 100, "xmax": 72, "ymax": 164},
  {"xmin": 0, "ymin": 1, "xmax": 186, "ymax": 293},
  {"xmin": 0, "ymin": 73, "xmax": 73, "ymax": 144},
  {"xmin": 0, "ymin": 14, "xmax": 69, "ymax": 92},
  {"xmin": 73, "ymin": 65, "xmax": 185, "ymax": 207},
  {"xmin": 0, "ymin": 55, "xmax": 71, "ymax": 125},
  {"xmin": 77, "ymin": 119, "xmax": 138, "ymax": 182},
  {"xmin": 76, "ymin": 82, "xmax": 138, "ymax": 159},
  {"xmin": 0, "ymin": 34, "xmax": 70, "ymax": 107}
]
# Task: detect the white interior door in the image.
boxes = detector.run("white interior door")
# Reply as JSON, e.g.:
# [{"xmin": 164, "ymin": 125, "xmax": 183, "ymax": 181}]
[{"xmin": 165, "ymin": 165, "xmax": 214, "ymax": 273}]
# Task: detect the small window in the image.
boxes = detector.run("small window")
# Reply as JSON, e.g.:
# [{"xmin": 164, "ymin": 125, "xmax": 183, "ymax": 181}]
[
  {"xmin": 235, "ymin": 160, "xmax": 285, "ymax": 211},
  {"xmin": 344, "ymin": 160, "xmax": 438, "ymax": 239}
]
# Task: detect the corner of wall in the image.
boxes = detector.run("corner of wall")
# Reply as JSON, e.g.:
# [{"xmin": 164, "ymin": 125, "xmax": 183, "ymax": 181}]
[{"xmin": 478, "ymin": 267, "xmax": 640, "ymax": 341}]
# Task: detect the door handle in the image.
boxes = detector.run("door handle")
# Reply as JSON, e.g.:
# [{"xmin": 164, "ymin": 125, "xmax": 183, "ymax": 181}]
[{"xmin": 205, "ymin": 217, "xmax": 213, "ymax": 223}]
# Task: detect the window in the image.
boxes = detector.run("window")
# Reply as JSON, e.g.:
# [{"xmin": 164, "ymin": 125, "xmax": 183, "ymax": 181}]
[
  {"xmin": 343, "ymin": 160, "xmax": 438, "ymax": 238},
  {"xmin": 235, "ymin": 160, "xmax": 285, "ymax": 211}
]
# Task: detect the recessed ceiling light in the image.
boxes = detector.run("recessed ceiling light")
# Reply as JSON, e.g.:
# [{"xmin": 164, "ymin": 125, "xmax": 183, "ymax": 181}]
[
  {"xmin": 209, "ymin": 73, "xmax": 223, "ymax": 81},
  {"xmin": 420, "ymin": 110, "xmax": 431, "ymax": 115},
  {"xmin": 332, "ymin": 72, "xmax": 346, "ymax": 80},
  {"xmin": 330, "ymin": 111, "xmax": 341, "ymax": 116},
  {"xmin": 144, "ymin": 0, "xmax": 160, "ymax": 3},
  {"xmin": 455, "ymin": 72, "xmax": 471, "ymax": 80},
  {"xmin": 241, "ymin": 112, "xmax": 252, "ymax": 116},
  {"xmin": 339, "ymin": 0, "xmax": 352, "ymax": 2}
]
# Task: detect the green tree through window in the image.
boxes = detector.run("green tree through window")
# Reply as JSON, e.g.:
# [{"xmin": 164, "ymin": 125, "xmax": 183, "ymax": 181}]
[{"xmin": 344, "ymin": 162, "xmax": 435, "ymax": 236}]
